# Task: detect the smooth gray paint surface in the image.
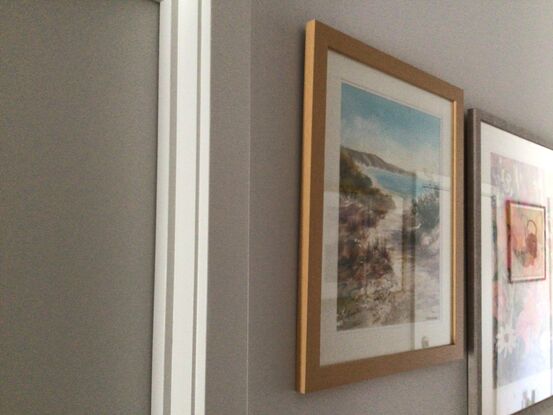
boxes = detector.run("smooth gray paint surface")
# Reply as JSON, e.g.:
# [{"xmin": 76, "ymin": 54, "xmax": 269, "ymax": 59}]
[
  {"xmin": 205, "ymin": 0, "xmax": 251, "ymax": 414},
  {"xmin": 1, "ymin": 1, "xmax": 159, "ymax": 414},
  {"xmin": 243, "ymin": 1, "xmax": 553, "ymax": 415}
]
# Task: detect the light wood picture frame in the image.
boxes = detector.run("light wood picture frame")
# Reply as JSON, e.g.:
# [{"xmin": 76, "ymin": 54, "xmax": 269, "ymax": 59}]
[
  {"xmin": 297, "ymin": 20, "xmax": 464, "ymax": 393},
  {"xmin": 467, "ymin": 109, "xmax": 553, "ymax": 415}
]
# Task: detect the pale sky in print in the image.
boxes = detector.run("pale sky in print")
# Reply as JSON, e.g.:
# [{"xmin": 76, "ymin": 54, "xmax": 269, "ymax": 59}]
[{"xmin": 341, "ymin": 82, "xmax": 441, "ymax": 175}]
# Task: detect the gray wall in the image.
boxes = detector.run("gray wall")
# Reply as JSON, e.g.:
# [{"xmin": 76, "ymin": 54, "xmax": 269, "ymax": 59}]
[
  {"xmin": 208, "ymin": 0, "xmax": 553, "ymax": 414},
  {"xmin": 3, "ymin": 1, "xmax": 553, "ymax": 414},
  {"xmin": 1, "ymin": 1, "xmax": 159, "ymax": 414},
  {"xmin": 206, "ymin": 1, "xmax": 251, "ymax": 414}
]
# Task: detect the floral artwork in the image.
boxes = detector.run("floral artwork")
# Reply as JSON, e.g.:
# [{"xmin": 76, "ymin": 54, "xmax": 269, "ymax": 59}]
[
  {"xmin": 507, "ymin": 201, "xmax": 546, "ymax": 282},
  {"xmin": 490, "ymin": 153, "xmax": 550, "ymax": 389},
  {"xmin": 336, "ymin": 82, "xmax": 442, "ymax": 330}
]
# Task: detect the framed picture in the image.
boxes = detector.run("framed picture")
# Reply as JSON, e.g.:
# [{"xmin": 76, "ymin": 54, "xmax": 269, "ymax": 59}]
[
  {"xmin": 506, "ymin": 201, "xmax": 546, "ymax": 283},
  {"xmin": 467, "ymin": 109, "xmax": 553, "ymax": 414},
  {"xmin": 297, "ymin": 20, "xmax": 464, "ymax": 393}
]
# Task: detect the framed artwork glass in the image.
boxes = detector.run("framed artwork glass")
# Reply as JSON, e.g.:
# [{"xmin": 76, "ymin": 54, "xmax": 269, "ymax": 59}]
[
  {"xmin": 468, "ymin": 109, "xmax": 553, "ymax": 414},
  {"xmin": 297, "ymin": 20, "xmax": 464, "ymax": 393}
]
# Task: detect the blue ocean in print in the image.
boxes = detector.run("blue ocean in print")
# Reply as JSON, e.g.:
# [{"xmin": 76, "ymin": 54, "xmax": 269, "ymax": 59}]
[{"xmin": 365, "ymin": 167, "xmax": 438, "ymax": 198}]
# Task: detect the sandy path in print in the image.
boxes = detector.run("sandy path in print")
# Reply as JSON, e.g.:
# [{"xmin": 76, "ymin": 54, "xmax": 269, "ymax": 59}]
[
  {"xmin": 369, "ymin": 194, "xmax": 407, "ymax": 292},
  {"xmin": 364, "ymin": 193, "xmax": 441, "ymax": 325}
]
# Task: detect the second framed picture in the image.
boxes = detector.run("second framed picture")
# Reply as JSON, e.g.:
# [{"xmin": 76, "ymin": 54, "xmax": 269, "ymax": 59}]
[
  {"xmin": 467, "ymin": 109, "xmax": 553, "ymax": 414},
  {"xmin": 297, "ymin": 20, "xmax": 464, "ymax": 393}
]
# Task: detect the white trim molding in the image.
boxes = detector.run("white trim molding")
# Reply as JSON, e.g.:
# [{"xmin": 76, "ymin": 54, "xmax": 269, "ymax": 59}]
[{"xmin": 151, "ymin": 1, "xmax": 210, "ymax": 414}]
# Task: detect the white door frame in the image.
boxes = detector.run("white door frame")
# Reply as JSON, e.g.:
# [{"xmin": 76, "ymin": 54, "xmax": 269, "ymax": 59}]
[{"xmin": 151, "ymin": 1, "xmax": 210, "ymax": 414}]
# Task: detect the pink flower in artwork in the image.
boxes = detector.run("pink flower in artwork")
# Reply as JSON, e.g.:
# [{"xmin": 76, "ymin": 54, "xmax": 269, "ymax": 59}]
[{"xmin": 515, "ymin": 288, "xmax": 543, "ymax": 354}]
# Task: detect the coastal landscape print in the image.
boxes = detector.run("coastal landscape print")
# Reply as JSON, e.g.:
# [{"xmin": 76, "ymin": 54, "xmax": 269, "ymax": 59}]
[{"xmin": 337, "ymin": 82, "xmax": 444, "ymax": 331}]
